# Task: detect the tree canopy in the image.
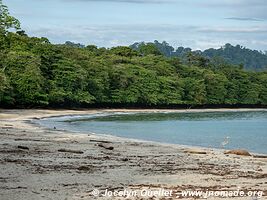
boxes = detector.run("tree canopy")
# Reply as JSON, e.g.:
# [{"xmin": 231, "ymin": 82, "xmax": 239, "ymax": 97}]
[
  {"xmin": 0, "ymin": 2, "xmax": 266, "ymax": 108},
  {"xmin": 131, "ymin": 41, "xmax": 267, "ymax": 71},
  {"xmin": 0, "ymin": 0, "xmax": 20, "ymax": 33}
]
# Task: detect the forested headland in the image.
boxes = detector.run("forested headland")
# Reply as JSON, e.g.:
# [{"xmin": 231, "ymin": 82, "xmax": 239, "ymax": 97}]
[
  {"xmin": 1, "ymin": 1, "xmax": 267, "ymax": 108},
  {"xmin": 131, "ymin": 41, "xmax": 267, "ymax": 71}
]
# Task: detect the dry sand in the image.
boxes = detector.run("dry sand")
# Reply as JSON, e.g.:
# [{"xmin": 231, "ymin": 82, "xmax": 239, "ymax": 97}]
[{"xmin": 0, "ymin": 109, "xmax": 266, "ymax": 200}]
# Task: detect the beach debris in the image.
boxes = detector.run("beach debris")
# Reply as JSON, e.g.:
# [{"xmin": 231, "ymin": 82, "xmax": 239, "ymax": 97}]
[
  {"xmin": 58, "ymin": 148, "xmax": 84, "ymax": 154},
  {"xmin": 2, "ymin": 126, "xmax": 13, "ymax": 129},
  {"xmin": 17, "ymin": 145, "xmax": 29, "ymax": 150},
  {"xmin": 98, "ymin": 143, "xmax": 114, "ymax": 150},
  {"xmin": 90, "ymin": 139, "xmax": 112, "ymax": 143},
  {"xmin": 224, "ymin": 149, "xmax": 251, "ymax": 156},
  {"xmin": 184, "ymin": 149, "xmax": 207, "ymax": 154},
  {"xmin": 253, "ymin": 155, "xmax": 267, "ymax": 159},
  {"xmin": 77, "ymin": 165, "xmax": 92, "ymax": 171},
  {"xmin": 3, "ymin": 124, "xmax": 13, "ymax": 129}
]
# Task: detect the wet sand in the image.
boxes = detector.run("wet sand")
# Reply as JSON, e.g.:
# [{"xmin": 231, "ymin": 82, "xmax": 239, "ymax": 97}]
[{"xmin": 0, "ymin": 109, "xmax": 266, "ymax": 200}]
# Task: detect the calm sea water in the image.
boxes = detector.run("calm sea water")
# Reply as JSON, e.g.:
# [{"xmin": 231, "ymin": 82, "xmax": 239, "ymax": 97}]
[{"xmin": 38, "ymin": 111, "xmax": 267, "ymax": 154}]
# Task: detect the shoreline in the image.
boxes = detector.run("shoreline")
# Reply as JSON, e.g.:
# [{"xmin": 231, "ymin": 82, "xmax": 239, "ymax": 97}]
[
  {"xmin": 0, "ymin": 109, "xmax": 267, "ymax": 199},
  {"xmin": 34, "ymin": 108, "xmax": 267, "ymax": 155}
]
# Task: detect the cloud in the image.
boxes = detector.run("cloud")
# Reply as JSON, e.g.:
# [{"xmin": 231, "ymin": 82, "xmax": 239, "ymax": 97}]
[
  {"xmin": 61, "ymin": 0, "xmax": 267, "ymax": 19},
  {"xmin": 197, "ymin": 0, "xmax": 267, "ymax": 8},
  {"xmin": 224, "ymin": 17, "xmax": 264, "ymax": 22},
  {"xmin": 197, "ymin": 26, "xmax": 267, "ymax": 33},
  {"xmin": 9, "ymin": 0, "xmax": 267, "ymax": 51},
  {"xmin": 23, "ymin": 24, "xmax": 267, "ymax": 51},
  {"xmin": 63, "ymin": 0, "xmax": 175, "ymax": 4},
  {"xmin": 195, "ymin": 0, "xmax": 267, "ymax": 19},
  {"xmin": 63, "ymin": 0, "xmax": 267, "ymax": 5}
]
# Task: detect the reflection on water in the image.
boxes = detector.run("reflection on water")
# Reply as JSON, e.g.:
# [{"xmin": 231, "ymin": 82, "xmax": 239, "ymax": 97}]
[{"xmin": 39, "ymin": 111, "xmax": 267, "ymax": 154}]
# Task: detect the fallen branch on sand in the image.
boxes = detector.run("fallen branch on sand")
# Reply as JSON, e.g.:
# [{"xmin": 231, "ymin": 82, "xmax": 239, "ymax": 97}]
[
  {"xmin": 184, "ymin": 149, "xmax": 207, "ymax": 154},
  {"xmin": 17, "ymin": 145, "xmax": 29, "ymax": 150},
  {"xmin": 89, "ymin": 139, "xmax": 112, "ymax": 143},
  {"xmin": 253, "ymin": 155, "xmax": 267, "ymax": 158},
  {"xmin": 98, "ymin": 143, "xmax": 114, "ymax": 150},
  {"xmin": 58, "ymin": 149, "xmax": 84, "ymax": 154}
]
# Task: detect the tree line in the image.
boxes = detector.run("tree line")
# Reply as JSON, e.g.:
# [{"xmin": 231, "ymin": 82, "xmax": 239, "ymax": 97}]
[
  {"xmin": 131, "ymin": 41, "xmax": 267, "ymax": 71},
  {"xmin": 0, "ymin": 1, "xmax": 267, "ymax": 108}
]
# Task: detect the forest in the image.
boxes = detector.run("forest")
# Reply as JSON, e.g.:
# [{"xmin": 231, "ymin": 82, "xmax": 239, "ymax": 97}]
[
  {"xmin": 1, "ymin": 1, "xmax": 267, "ymax": 108},
  {"xmin": 131, "ymin": 41, "xmax": 267, "ymax": 71}
]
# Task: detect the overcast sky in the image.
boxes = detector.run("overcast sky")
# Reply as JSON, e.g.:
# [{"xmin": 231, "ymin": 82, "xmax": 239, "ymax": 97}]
[{"xmin": 4, "ymin": 0, "xmax": 267, "ymax": 51}]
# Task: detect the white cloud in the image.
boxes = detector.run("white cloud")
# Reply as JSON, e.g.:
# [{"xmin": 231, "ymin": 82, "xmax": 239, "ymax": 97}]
[
  {"xmin": 63, "ymin": 0, "xmax": 175, "ymax": 3},
  {"xmin": 197, "ymin": 26, "xmax": 267, "ymax": 33},
  {"xmin": 224, "ymin": 17, "xmax": 264, "ymax": 22},
  {"xmin": 24, "ymin": 24, "xmax": 267, "ymax": 51}
]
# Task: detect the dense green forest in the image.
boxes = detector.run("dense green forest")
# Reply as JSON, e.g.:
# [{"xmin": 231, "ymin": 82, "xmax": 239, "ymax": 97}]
[
  {"xmin": 131, "ymin": 41, "xmax": 267, "ymax": 71},
  {"xmin": 1, "ymin": 1, "xmax": 267, "ymax": 108}
]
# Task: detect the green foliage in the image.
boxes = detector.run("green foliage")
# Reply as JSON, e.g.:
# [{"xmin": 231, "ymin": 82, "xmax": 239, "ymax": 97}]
[
  {"xmin": 183, "ymin": 78, "xmax": 206, "ymax": 105},
  {"xmin": 258, "ymin": 73, "xmax": 267, "ymax": 105},
  {"xmin": 204, "ymin": 72, "xmax": 228, "ymax": 104},
  {"xmin": 132, "ymin": 42, "xmax": 162, "ymax": 56},
  {"xmin": 1, "ymin": 32, "xmax": 266, "ymax": 107},
  {"xmin": 110, "ymin": 46, "xmax": 139, "ymax": 57},
  {"xmin": 0, "ymin": 71, "xmax": 8, "ymax": 99},
  {"xmin": 3, "ymin": 51, "xmax": 47, "ymax": 105},
  {"xmin": 0, "ymin": 0, "xmax": 20, "ymax": 33},
  {"xmin": 203, "ymin": 44, "xmax": 267, "ymax": 71},
  {"xmin": 0, "ymin": 4, "xmax": 266, "ymax": 107},
  {"xmin": 48, "ymin": 59, "xmax": 95, "ymax": 106},
  {"xmin": 131, "ymin": 41, "xmax": 267, "ymax": 71}
]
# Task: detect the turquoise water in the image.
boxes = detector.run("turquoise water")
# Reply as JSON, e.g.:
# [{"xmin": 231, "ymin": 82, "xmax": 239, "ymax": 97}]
[{"xmin": 38, "ymin": 111, "xmax": 267, "ymax": 154}]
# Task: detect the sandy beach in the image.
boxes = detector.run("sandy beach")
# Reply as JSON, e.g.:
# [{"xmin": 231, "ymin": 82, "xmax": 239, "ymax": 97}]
[{"xmin": 0, "ymin": 109, "xmax": 266, "ymax": 200}]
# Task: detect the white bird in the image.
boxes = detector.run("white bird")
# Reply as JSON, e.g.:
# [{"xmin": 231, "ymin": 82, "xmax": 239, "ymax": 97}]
[{"xmin": 221, "ymin": 136, "xmax": 230, "ymax": 148}]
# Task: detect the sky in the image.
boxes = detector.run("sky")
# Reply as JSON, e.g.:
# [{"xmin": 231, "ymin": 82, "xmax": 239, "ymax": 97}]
[{"xmin": 4, "ymin": 0, "xmax": 267, "ymax": 51}]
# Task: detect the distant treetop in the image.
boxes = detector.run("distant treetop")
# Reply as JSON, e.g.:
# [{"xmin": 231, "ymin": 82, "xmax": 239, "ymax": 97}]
[{"xmin": 130, "ymin": 41, "xmax": 267, "ymax": 71}]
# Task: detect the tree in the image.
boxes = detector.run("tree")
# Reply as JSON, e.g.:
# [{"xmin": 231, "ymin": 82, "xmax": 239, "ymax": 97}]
[
  {"xmin": 0, "ymin": 9, "xmax": 266, "ymax": 108},
  {"xmin": 137, "ymin": 43, "xmax": 162, "ymax": 56},
  {"xmin": 204, "ymin": 72, "xmax": 227, "ymax": 104},
  {"xmin": 0, "ymin": 0, "xmax": 20, "ymax": 33},
  {"xmin": 0, "ymin": 71, "xmax": 8, "ymax": 101},
  {"xmin": 64, "ymin": 41, "xmax": 85, "ymax": 48},
  {"xmin": 86, "ymin": 45, "xmax": 98, "ymax": 52},
  {"xmin": 109, "ymin": 64, "xmax": 139, "ymax": 104},
  {"xmin": 110, "ymin": 46, "xmax": 139, "ymax": 57},
  {"xmin": 186, "ymin": 52, "xmax": 210, "ymax": 68},
  {"xmin": 48, "ymin": 59, "xmax": 95, "ymax": 106},
  {"xmin": 153, "ymin": 40, "xmax": 174, "ymax": 56},
  {"xmin": 4, "ymin": 51, "xmax": 47, "ymax": 105},
  {"xmin": 157, "ymin": 76, "xmax": 183, "ymax": 104},
  {"xmin": 258, "ymin": 73, "xmax": 267, "ymax": 105},
  {"xmin": 183, "ymin": 78, "xmax": 206, "ymax": 105}
]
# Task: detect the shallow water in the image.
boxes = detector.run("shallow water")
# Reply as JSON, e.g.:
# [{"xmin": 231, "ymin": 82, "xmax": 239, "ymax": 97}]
[{"xmin": 38, "ymin": 111, "xmax": 267, "ymax": 154}]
